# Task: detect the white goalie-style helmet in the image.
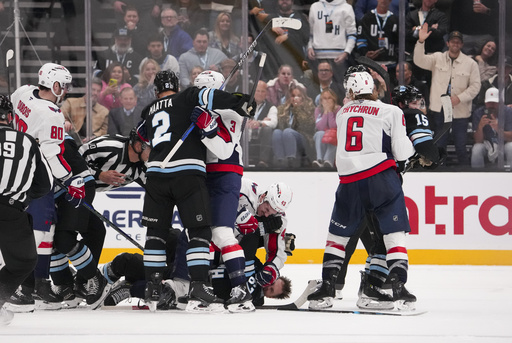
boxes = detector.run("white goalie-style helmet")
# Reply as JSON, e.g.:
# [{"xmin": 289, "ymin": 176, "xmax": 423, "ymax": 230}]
[
  {"xmin": 345, "ymin": 71, "xmax": 374, "ymax": 96},
  {"xmin": 38, "ymin": 63, "xmax": 72, "ymax": 103},
  {"xmin": 264, "ymin": 182, "xmax": 293, "ymax": 213},
  {"xmin": 194, "ymin": 70, "xmax": 225, "ymax": 89}
]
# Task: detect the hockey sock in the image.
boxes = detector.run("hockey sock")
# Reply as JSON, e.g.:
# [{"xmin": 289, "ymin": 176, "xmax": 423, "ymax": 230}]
[
  {"xmin": 368, "ymin": 254, "xmax": 389, "ymax": 286},
  {"xmin": 186, "ymin": 236, "xmax": 211, "ymax": 282},
  {"xmin": 322, "ymin": 232, "xmax": 349, "ymax": 278},
  {"xmin": 221, "ymin": 244, "xmax": 246, "ymax": 287},
  {"xmin": 383, "ymin": 232, "xmax": 409, "ymax": 283},
  {"xmin": 66, "ymin": 242, "xmax": 96, "ymax": 280},
  {"xmin": 170, "ymin": 230, "xmax": 191, "ymax": 281},
  {"xmin": 34, "ymin": 254, "xmax": 51, "ymax": 279},
  {"xmin": 143, "ymin": 227, "xmax": 168, "ymax": 281},
  {"xmin": 49, "ymin": 253, "xmax": 74, "ymax": 286}
]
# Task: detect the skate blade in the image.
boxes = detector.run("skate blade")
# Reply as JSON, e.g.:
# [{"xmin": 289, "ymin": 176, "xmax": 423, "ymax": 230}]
[
  {"xmin": 356, "ymin": 297, "xmax": 394, "ymax": 310},
  {"xmin": 227, "ymin": 301, "xmax": 256, "ymax": 313},
  {"xmin": 395, "ymin": 300, "xmax": 416, "ymax": 311},
  {"xmin": 35, "ymin": 300, "xmax": 63, "ymax": 311},
  {"xmin": 335, "ymin": 289, "xmax": 343, "ymax": 300},
  {"xmin": 185, "ymin": 300, "xmax": 225, "ymax": 313},
  {"xmin": 62, "ymin": 298, "xmax": 83, "ymax": 309},
  {"xmin": 308, "ymin": 297, "xmax": 333, "ymax": 310},
  {"xmin": 2, "ymin": 303, "xmax": 35, "ymax": 313},
  {"xmin": 88, "ymin": 283, "xmax": 112, "ymax": 311}
]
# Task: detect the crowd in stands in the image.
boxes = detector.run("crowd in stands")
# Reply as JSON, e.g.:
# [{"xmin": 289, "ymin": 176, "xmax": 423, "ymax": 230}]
[{"xmin": 39, "ymin": 0, "xmax": 512, "ymax": 170}]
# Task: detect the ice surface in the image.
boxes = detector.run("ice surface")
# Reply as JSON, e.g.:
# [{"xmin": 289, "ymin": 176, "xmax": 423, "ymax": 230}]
[{"xmin": 1, "ymin": 264, "xmax": 511, "ymax": 343}]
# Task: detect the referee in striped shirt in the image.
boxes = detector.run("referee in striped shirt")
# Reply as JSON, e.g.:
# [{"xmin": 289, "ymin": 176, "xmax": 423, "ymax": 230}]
[{"xmin": 0, "ymin": 95, "xmax": 52, "ymax": 326}]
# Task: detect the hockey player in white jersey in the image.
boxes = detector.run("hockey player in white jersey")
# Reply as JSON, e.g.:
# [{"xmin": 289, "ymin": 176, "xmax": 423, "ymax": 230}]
[
  {"xmin": 191, "ymin": 70, "xmax": 254, "ymax": 312},
  {"xmin": 307, "ymin": 66, "xmax": 416, "ymax": 310},
  {"xmin": 235, "ymin": 178, "xmax": 293, "ymax": 293},
  {"xmin": 7, "ymin": 63, "xmax": 86, "ymax": 311}
]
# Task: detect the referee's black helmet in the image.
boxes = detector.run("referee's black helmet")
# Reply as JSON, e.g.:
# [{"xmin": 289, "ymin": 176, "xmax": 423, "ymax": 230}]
[{"xmin": 0, "ymin": 95, "xmax": 13, "ymax": 122}]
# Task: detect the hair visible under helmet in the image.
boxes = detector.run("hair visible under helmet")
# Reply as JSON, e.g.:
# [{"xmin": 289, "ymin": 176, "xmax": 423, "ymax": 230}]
[
  {"xmin": 38, "ymin": 63, "xmax": 72, "ymax": 104},
  {"xmin": 154, "ymin": 70, "xmax": 179, "ymax": 95},
  {"xmin": 0, "ymin": 95, "xmax": 13, "ymax": 123},
  {"xmin": 263, "ymin": 182, "xmax": 293, "ymax": 213},
  {"xmin": 392, "ymin": 85, "xmax": 422, "ymax": 108},
  {"xmin": 344, "ymin": 69, "xmax": 374, "ymax": 99},
  {"xmin": 194, "ymin": 70, "xmax": 225, "ymax": 89}
]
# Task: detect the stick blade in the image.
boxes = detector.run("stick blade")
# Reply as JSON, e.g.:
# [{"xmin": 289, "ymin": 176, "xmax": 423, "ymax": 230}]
[
  {"xmin": 440, "ymin": 94, "xmax": 453, "ymax": 123},
  {"xmin": 271, "ymin": 17, "xmax": 302, "ymax": 30}
]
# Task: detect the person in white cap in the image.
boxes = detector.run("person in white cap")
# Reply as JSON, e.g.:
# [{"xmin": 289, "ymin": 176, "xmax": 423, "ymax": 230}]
[{"xmin": 471, "ymin": 87, "xmax": 512, "ymax": 168}]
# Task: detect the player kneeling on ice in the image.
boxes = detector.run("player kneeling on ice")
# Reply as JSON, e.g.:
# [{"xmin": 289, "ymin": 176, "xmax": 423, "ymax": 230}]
[{"xmin": 307, "ymin": 66, "xmax": 417, "ymax": 311}]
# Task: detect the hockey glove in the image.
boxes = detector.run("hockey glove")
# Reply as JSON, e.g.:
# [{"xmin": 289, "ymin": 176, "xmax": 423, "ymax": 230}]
[
  {"xmin": 232, "ymin": 93, "xmax": 256, "ymax": 118},
  {"xmin": 236, "ymin": 210, "xmax": 260, "ymax": 235},
  {"xmin": 255, "ymin": 263, "xmax": 279, "ymax": 288},
  {"xmin": 255, "ymin": 215, "xmax": 283, "ymax": 234},
  {"xmin": 284, "ymin": 233, "xmax": 296, "ymax": 256},
  {"xmin": 190, "ymin": 106, "xmax": 218, "ymax": 138},
  {"xmin": 64, "ymin": 175, "xmax": 85, "ymax": 208}
]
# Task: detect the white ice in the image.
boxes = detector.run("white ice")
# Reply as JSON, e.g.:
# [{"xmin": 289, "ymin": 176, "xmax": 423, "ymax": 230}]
[{"xmin": 1, "ymin": 264, "xmax": 511, "ymax": 343}]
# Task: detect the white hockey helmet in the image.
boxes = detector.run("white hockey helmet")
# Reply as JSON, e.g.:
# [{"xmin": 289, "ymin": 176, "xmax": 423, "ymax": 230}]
[
  {"xmin": 194, "ymin": 70, "xmax": 225, "ymax": 89},
  {"xmin": 38, "ymin": 63, "xmax": 72, "ymax": 103},
  {"xmin": 345, "ymin": 71, "xmax": 374, "ymax": 96},
  {"xmin": 264, "ymin": 182, "xmax": 293, "ymax": 213}
]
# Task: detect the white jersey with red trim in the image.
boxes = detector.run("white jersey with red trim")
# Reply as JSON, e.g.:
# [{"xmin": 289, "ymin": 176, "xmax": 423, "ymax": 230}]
[
  {"xmin": 336, "ymin": 99, "xmax": 414, "ymax": 183},
  {"xmin": 11, "ymin": 85, "xmax": 71, "ymax": 180},
  {"xmin": 202, "ymin": 109, "xmax": 244, "ymax": 175},
  {"xmin": 236, "ymin": 177, "xmax": 288, "ymax": 271}
]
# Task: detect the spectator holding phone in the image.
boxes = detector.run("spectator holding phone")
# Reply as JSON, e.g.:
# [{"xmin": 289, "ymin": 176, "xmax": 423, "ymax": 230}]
[{"xmin": 99, "ymin": 62, "xmax": 132, "ymax": 111}]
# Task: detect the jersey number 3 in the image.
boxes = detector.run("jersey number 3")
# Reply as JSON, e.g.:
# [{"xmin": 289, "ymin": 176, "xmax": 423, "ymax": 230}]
[{"xmin": 345, "ymin": 117, "xmax": 364, "ymax": 151}]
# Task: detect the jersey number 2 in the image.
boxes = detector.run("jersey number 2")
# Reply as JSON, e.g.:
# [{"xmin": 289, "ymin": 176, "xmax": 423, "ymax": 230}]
[
  {"xmin": 151, "ymin": 111, "xmax": 171, "ymax": 147},
  {"xmin": 345, "ymin": 117, "xmax": 364, "ymax": 151}
]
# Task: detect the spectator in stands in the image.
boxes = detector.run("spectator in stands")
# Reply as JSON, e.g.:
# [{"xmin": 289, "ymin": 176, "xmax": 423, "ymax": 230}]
[
  {"xmin": 133, "ymin": 58, "xmax": 160, "ymax": 108},
  {"xmin": 405, "ymin": 0, "xmax": 449, "ymax": 55},
  {"xmin": 471, "ymin": 87, "xmax": 512, "ymax": 168},
  {"xmin": 272, "ymin": 84, "xmax": 315, "ymax": 169},
  {"xmin": 473, "ymin": 40, "xmax": 498, "ymax": 84},
  {"xmin": 62, "ymin": 77, "xmax": 109, "ymax": 142},
  {"xmin": 393, "ymin": 61, "xmax": 430, "ymax": 107},
  {"xmin": 414, "ymin": 28, "xmax": 481, "ymax": 166},
  {"xmin": 110, "ymin": 0, "xmax": 160, "ymax": 31},
  {"xmin": 178, "ymin": 28, "xmax": 228, "ymax": 88},
  {"xmin": 189, "ymin": 65, "xmax": 204, "ymax": 88},
  {"xmin": 312, "ymin": 89, "xmax": 340, "ymax": 169},
  {"xmin": 95, "ymin": 28, "xmax": 144, "ymax": 87},
  {"xmin": 356, "ymin": 0, "xmax": 399, "ymax": 72},
  {"xmin": 450, "ymin": 0, "xmax": 498, "ymax": 55},
  {"xmin": 159, "ymin": 7, "xmax": 193, "ymax": 59},
  {"xmin": 307, "ymin": 0, "xmax": 357, "ymax": 85},
  {"xmin": 173, "ymin": 0, "xmax": 208, "ymax": 37},
  {"xmin": 123, "ymin": 6, "xmax": 152, "ymax": 56},
  {"xmin": 99, "ymin": 61, "xmax": 133, "ymax": 111},
  {"xmin": 308, "ymin": 60, "xmax": 345, "ymax": 107},
  {"xmin": 141, "ymin": 35, "xmax": 180, "ymax": 75},
  {"xmin": 107, "ymin": 87, "xmax": 144, "ymax": 136},
  {"xmin": 266, "ymin": 64, "xmax": 306, "ymax": 107},
  {"xmin": 353, "ymin": 0, "xmax": 408, "ymax": 23},
  {"xmin": 474, "ymin": 56, "xmax": 512, "ymax": 108},
  {"xmin": 247, "ymin": 80, "xmax": 278, "ymax": 169},
  {"xmin": 219, "ymin": 58, "xmax": 253, "ymax": 93},
  {"xmin": 208, "ymin": 12, "xmax": 242, "ymax": 60},
  {"xmin": 262, "ymin": 0, "xmax": 310, "ymax": 81}
]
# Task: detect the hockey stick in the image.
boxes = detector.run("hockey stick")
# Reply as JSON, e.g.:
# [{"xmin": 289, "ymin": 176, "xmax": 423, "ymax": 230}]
[
  {"xmin": 221, "ymin": 17, "xmax": 302, "ymax": 90},
  {"xmin": 355, "ymin": 56, "xmax": 392, "ymax": 104},
  {"xmin": 276, "ymin": 307, "xmax": 428, "ymax": 316},
  {"xmin": 6, "ymin": 49, "xmax": 13, "ymax": 96},
  {"xmin": 257, "ymin": 279, "xmax": 321, "ymax": 310},
  {"xmin": 54, "ymin": 178, "xmax": 144, "ymax": 251},
  {"xmin": 241, "ymin": 52, "xmax": 267, "ymax": 134}
]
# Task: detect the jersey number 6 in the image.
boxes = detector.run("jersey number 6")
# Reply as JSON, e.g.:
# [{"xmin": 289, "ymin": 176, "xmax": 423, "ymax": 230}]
[{"xmin": 345, "ymin": 116, "xmax": 364, "ymax": 152}]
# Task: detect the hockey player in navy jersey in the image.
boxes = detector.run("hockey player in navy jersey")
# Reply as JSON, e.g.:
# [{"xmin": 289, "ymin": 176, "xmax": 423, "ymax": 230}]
[
  {"xmin": 140, "ymin": 70, "xmax": 252, "ymax": 312},
  {"xmin": 307, "ymin": 66, "xmax": 416, "ymax": 311}
]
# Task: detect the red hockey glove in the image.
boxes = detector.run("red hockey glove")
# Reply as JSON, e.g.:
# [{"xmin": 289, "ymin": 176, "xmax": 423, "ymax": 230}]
[
  {"xmin": 64, "ymin": 175, "xmax": 85, "ymax": 208},
  {"xmin": 190, "ymin": 106, "xmax": 218, "ymax": 138}
]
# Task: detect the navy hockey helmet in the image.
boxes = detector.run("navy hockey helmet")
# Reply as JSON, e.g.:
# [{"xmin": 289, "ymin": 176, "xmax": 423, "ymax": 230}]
[
  {"xmin": 0, "ymin": 94, "xmax": 13, "ymax": 122},
  {"xmin": 130, "ymin": 120, "xmax": 149, "ymax": 148},
  {"xmin": 392, "ymin": 85, "xmax": 422, "ymax": 107},
  {"xmin": 154, "ymin": 70, "xmax": 179, "ymax": 94}
]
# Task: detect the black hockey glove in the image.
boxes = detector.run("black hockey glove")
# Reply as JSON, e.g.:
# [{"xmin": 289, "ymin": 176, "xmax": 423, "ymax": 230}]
[
  {"xmin": 233, "ymin": 93, "xmax": 256, "ymax": 118},
  {"xmin": 255, "ymin": 215, "xmax": 283, "ymax": 234},
  {"xmin": 284, "ymin": 233, "xmax": 296, "ymax": 256}
]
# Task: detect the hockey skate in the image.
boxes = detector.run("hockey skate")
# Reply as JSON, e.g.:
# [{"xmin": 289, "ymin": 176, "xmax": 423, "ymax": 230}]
[
  {"xmin": 144, "ymin": 272, "xmax": 163, "ymax": 312},
  {"xmin": 86, "ymin": 270, "xmax": 112, "ymax": 310},
  {"xmin": 226, "ymin": 284, "xmax": 255, "ymax": 313},
  {"xmin": 104, "ymin": 280, "xmax": 131, "ymax": 306},
  {"xmin": 356, "ymin": 271, "xmax": 394, "ymax": 310},
  {"xmin": 389, "ymin": 274, "xmax": 416, "ymax": 311},
  {"xmin": 101, "ymin": 262, "xmax": 120, "ymax": 285},
  {"xmin": 186, "ymin": 281, "xmax": 225, "ymax": 313},
  {"xmin": 33, "ymin": 278, "xmax": 63, "ymax": 310},
  {"xmin": 307, "ymin": 278, "xmax": 335, "ymax": 310},
  {"xmin": 0, "ymin": 307, "xmax": 14, "ymax": 326},
  {"xmin": 54, "ymin": 284, "xmax": 81, "ymax": 309},
  {"xmin": 3, "ymin": 285, "xmax": 35, "ymax": 313}
]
